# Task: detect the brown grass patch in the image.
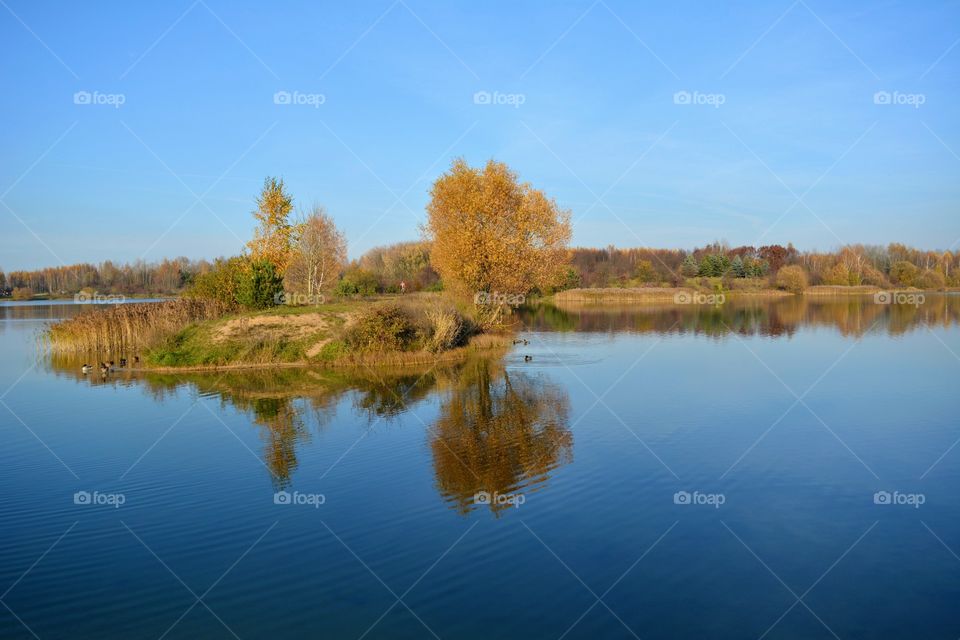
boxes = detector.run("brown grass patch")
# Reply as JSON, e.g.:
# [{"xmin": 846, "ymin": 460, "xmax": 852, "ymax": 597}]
[{"xmin": 215, "ymin": 313, "xmax": 330, "ymax": 342}]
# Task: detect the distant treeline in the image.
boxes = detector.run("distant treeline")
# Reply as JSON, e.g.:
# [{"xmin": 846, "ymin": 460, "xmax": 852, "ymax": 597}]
[
  {"xmin": 567, "ymin": 242, "xmax": 958, "ymax": 289},
  {"xmin": 0, "ymin": 258, "xmax": 205, "ymax": 299},
  {"xmin": 4, "ymin": 241, "xmax": 957, "ymax": 300}
]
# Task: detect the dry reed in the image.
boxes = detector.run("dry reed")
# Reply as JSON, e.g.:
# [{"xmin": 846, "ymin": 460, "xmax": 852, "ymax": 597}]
[{"xmin": 46, "ymin": 299, "xmax": 231, "ymax": 356}]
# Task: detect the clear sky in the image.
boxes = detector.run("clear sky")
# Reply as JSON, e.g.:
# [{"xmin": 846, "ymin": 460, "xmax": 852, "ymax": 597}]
[{"xmin": 1, "ymin": 0, "xmax": 958, "ymax": 270}]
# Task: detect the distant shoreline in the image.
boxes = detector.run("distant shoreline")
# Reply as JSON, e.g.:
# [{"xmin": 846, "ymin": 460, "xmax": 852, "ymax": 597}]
[{"xmin": 550, "ymin": 285, "xmax": 954, "ymax": 304}]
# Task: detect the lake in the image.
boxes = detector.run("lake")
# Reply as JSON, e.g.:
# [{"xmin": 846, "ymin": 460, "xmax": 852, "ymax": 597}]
[{"xmin": 1, "ymin": 295, "xmax": 959, "ymax": 639}]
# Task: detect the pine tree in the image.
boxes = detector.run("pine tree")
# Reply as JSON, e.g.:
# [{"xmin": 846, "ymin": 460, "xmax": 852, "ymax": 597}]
[
  {"xmin": 731, "ymin": 255, "xmax": 746, "ymax": 278},
  {"xmin": 680, "ymin": 255, "xmax": 699, "ymax": 277}
]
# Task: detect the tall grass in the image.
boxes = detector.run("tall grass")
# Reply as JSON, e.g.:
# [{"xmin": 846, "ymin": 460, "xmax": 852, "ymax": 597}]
[
  {"xmin": 342, "ymin": 302, "xmax": 476, "ymax": 355},
  {"xmin": 424, "ymin": 306, "xmax": 472, "ymax": 352},
  {"xmin": 46, "ymin": 299, "xmax": 231, "ymax": 356}
]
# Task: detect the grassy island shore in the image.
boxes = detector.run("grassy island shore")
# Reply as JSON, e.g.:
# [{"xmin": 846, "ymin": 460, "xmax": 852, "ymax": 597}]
[{"xmin": 45, "ymin": 293, "xmax": 512, "ymax": 371}]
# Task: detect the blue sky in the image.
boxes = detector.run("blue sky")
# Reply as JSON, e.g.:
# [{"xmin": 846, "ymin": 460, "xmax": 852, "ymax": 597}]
[{"xmin": 1, "ymin": 0, "xmax": 958, "ymax": 270}]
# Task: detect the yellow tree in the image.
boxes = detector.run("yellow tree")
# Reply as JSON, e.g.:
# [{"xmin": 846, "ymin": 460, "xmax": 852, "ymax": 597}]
[
  {"xmin": 425, "ymin": 159, "xmax": 571, "ymax": 308},
  {"xmin": 247, "ymin": 177, "xmax": 297, "ymax": 274}
]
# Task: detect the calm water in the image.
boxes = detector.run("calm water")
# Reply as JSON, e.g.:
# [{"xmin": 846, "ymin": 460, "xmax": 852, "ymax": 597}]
[{"xmin": 1, "ymin": 296, "xmax": 959, "ymax": 639}]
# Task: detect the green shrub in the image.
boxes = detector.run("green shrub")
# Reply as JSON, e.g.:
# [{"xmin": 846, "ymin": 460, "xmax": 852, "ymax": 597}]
[
  {"xmin": 189, "ymin": 256, "xmax": 282, "ymax": 310},
  {"xmin": 316, "ymin": 340, "xmax": 348, "ymax": 361},
  {"xmin": 343, "ymin": 304, "xmax": 418, "ymax": 352},
  {"xmin": 187, "ymin": 257, "xmax": 247, "ymax": 306},
  {"xmin": 336, "ymin": 268, "xmax": 379, "ymax": 296}
]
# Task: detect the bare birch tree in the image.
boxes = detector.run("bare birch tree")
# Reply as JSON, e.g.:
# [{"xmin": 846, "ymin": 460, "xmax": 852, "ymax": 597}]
[{"xmin": 286, "ymin": 205, "xmax": 347, "ymax": 303}]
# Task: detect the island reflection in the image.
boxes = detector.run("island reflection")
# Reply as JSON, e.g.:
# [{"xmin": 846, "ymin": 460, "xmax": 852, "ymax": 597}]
[
  {"xmin": 49, "ymin": 356, "xmax": 573, "ymax": 514},
  {"xmin": 45, "ymin": 294, "xmax": 958, "ymax": 511}
]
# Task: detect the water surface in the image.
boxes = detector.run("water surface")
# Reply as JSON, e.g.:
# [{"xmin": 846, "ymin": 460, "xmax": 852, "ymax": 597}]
[{"xmin": 1, "ymin": 296, "xmax": 959, "ymax": 638}]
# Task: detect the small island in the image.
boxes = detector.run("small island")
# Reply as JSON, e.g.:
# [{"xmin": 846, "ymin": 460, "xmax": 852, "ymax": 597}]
[{"xmin": 34, "ymin": 160, "xmax": 957, "ymax": 372}]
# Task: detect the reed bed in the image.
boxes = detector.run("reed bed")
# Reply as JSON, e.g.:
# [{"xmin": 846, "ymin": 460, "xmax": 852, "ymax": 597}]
[{"xmin": 46, "ymin": 299, "xmax": 232, "ymax": 356}]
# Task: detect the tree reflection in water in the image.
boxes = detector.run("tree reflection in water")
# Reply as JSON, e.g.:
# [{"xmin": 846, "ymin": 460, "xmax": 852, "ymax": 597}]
[
  {"xmin": 429, "ymin": 358, "xmax": 572, "ymax": 516},
  {"xmin": 48, "ymin": 359, "xmax": 573, "ymax": 501},
  {"xmin": 46, "ymin": 294, "xmax": 952, "ymax": 500}
]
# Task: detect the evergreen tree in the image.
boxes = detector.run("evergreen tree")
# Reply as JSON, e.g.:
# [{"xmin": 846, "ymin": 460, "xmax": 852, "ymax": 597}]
[
  {"xmin": 236, "ymin": 259, "xmax": 283, "ymax": 309},
  {"xmin": 699, "ymin": 254, "xmax": 731, "ymax": 277},
  {"xmin": 731, "ymin": 255, "xmax": 746, "ymax": 278}
]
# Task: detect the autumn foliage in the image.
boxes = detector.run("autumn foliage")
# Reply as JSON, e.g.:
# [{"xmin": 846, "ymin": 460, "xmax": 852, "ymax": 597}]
[
  {"xmin": 425, "ymin": 159, "xmax": 572, "ymax": 300},
  {"xmin": 247, "ymin": 177, "xmax": 298, "ymax": 275}
]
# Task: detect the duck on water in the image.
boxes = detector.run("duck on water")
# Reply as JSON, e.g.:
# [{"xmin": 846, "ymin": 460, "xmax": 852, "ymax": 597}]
[{"xmin": 82, "ymin": 357, "xmax": 139, "ymax": 374}]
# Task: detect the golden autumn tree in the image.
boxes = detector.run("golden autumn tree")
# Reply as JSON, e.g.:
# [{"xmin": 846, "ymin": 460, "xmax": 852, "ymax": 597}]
[
  {"xmin": 425, "ymin": 159, "xmax": 572, "ymax": 306},
  {"xmin": 247, "ymin": 177, "xmax": 298, "ymax": 274}
]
